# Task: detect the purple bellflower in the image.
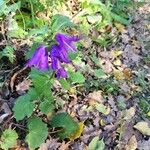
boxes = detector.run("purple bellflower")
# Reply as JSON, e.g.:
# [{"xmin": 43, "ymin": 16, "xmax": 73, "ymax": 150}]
[
  {"xmin": 26, "ymin": 45, "xmax": 49, "ymax": 71},
  {"xmin": 50, "ymin": 33, "xmax": 81, "ymax": 79},
  {"xmin": 26, "ymin": 33, "xmax": 81, "ymax": 79}
]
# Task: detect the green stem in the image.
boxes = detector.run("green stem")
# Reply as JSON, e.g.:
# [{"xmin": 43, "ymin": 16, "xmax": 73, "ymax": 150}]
[{"xmin": 29, "ymin": 0, "xmax": 35, "ymax": 27}]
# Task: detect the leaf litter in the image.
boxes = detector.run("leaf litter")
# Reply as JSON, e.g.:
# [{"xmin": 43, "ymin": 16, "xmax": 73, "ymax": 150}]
[{"xmin": 0, "ymin": 1, "xmax": 150, "ymax": 150}]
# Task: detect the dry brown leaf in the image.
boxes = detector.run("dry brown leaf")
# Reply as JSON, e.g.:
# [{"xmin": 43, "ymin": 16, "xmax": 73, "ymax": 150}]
[
  {"xmin": 113, "ymin": 59, "xmax": 122, "ymax": 66},
  {"xmin": 111, "ymin": 50, "xmax": 123, "ymax": 58},
  {"xmin": 88, "ymin": 91, "xmax": 104, "ymax": 103},
  {"xmin": 39, "ymin": 139, "xmax": 61, "ymax": 150},
  {"xmin": 123, "ymin": 68, "xmax": 132, "ymax": 80},
  {"xmin": 58, "ymin": 141, "xmax": 71, "ymax": 150},
  {"xmin": 125, "ymin": 135, "xmax": 137, "ymax": 150},
  {"xmin": 10, "ymin": 67, "xmax": 27, "ymax": 92},
  {"xmin": 134, "ymin": 121, "xmax": 150, "ymax": 136},
  {"xmin": 114, "ymin": 23, "xmax": 126, "ymax": 33},
  {"xmin": 16, "ymin": 79, "xmax": 32, "ymax": 93},
  {"xmin": 113, "ymin": 69, "xmax": 124, "ymax": 80}
]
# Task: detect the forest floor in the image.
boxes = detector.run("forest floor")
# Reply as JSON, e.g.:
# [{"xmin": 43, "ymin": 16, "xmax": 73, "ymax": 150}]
[{"xmin": 0, "ymin": 1, "xmax": 150, "ymax": 150}]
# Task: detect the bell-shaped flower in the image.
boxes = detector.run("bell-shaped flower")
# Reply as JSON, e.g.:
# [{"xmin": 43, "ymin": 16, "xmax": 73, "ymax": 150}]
[
  {"xmin": 50, "ymin": 33, "xmax": 81, "ymax": 79},
  {"xmin": 57, "ymin": 68, "xmax": 68, "ymax": 79},
  {"xmin": 55, "ymin": 33, "xmax": 80, "ymax": 52},
  {"xmin": 26, "ymin": 45, "xmax": 49, "ymax": 71}
]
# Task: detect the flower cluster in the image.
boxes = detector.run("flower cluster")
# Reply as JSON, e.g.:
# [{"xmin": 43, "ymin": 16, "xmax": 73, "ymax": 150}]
[{"xmin": 26, "ymin": 33, "xmax": 81, "ymax": 79}]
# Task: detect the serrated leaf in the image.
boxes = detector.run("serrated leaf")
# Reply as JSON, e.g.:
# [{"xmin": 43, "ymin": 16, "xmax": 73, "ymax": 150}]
[
  {"xmin": 0, "ymin": 129, "xmax": 18, "ymax": 150},
  {"xmin": 69, "ymin": 71, "xmax": 85, "ymax": 84},
  {"xmin": 88, "ymin": 136, "xmax": 105, "ymax": 150},
  {"xmin": 94, "ymin": 69, "xmax": 107, "ymax": 79},
  {"xmin": 39, "ymin": 99, "xmax": 54, "ymax": 114},
  {"xmin": 51, "ymin": 112, "xmax": 79, "ymax": 139},
  {"xmin": 51, "ymin": 14, "xmax": 75, "ymax": 33},
  {"xmin": 59, "ymin": 78, "xmax": 70, "ymax": 90},
  {"xmin": 26, "ymin": 117, "xmax": 48, "ymax": 149},
  {"xmin": 13, "ymin": 95, "xmax": 35, "ymax": 121},
  {"xmin": 32, "ymin": 74, "xmax": 52, "ymax": 99},
  {"xmin": 2, "ymin": 46, "xmax": 15, "ymax": 63},
  {"xmin": 28, "ymin": 25, "xmax": 48, "ymax": 37}
]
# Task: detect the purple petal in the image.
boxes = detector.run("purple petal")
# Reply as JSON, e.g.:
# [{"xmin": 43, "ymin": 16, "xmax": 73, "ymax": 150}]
[
  {"xmin": 50, "ymin": 45, "xmax": 70, "ymax": 63},
  {"xmin": 26, "ymin": 45, "xmax": 46, "ymax": 67},
  {"xmin": 51, "ymin": 56, "xmax": 61, "ymax": 71},
  {"xmin": 56, "ymin": 68, "xmax": 68, "ymax": 79},
  {"xmin": 38, "ymin": 52, "xmax": 49, "ymax": 71},
  {"xmin": 26, "ymin": 45, "xmax": 49, "ymax": 71},
  {"xmin": 55, "ymin": 33, "xmax": 80, "ymax": 52}
]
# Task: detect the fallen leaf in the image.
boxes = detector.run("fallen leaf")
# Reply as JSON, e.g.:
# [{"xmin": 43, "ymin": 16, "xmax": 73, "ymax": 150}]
[
  {"xmin": 124, "ymin": 107, "xmax": 135, "ymax": 120},
  {"xmin": 134, "ymin": 121, "xmax": 150, "ymax": 136},
  {"xmin": 113, "ymin": 69, "xmax": 124, "ymax": 80},
  {"xmin": 111, "ymin": 50, "xmax": 123, "ymax": 58},
  {"xmin": 95, "ymin": 103, "xmax": 110, "ymax": 115},
  {"xmin": 16, "ymin": 79, "xmax": 32, "ymax": 93},
  {"xmin": 123, "ymin": 68, "xmax": 132, "ymax": 80},
  {"xmin": 39, "ymin": 139, "xmax": 61, "ymax": 150},
  {"xmin": 125, "ymin": 135, "xmax": 137, "ymax": 150},
  {"xmin": 114, "ymin": 23, "xmax": 126, "ymax": 32},
  {"xmin": 113, "ymin": 59, "xmax": 122, "ymax": 66},
  {"xmin": 58, "ymin": 141, "xmax": 70, "ymax": 150},
  {"xmin": 69, "ymin": 122, "xmax": 85, "ymax": 141},
  {"xmin": 88, "ymin": 91, "xmax": 104, "ymax": 103},
  {"xmin": 88, "ymin": 136, "xmax": 105, "ymax": 150}
]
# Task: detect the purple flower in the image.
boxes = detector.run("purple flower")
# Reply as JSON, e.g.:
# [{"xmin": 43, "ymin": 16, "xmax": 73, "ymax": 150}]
[
  {"xmin": 57, "ymin": 68, "xmax": 68, "ymax": 79},
  {"xmin": 56, "ymin": 33, "xmax": 80, "ymax": 52},
  {"xmin": 50, "ymin": 33, "xmax": 81, "ymax": 79},
  {"xmin": 26, "ymin": 45, "xmax": 49, "ymax": 71}
]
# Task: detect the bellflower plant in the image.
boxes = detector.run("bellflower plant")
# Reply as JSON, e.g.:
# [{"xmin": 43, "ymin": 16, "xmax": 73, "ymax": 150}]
[
  {"xmin": 26, "ymin": 33, "xmax": 81, "ymax": 79},
  {"xmin": 26, "ymin": 45, "xmax": 49, "ymax": 71},
  {"xmin": 50, "ymin": 33, "xmax": 81, "ymax": 78}
]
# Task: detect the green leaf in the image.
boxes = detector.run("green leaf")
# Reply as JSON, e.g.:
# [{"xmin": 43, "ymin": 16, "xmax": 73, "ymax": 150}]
[
  {"xmin": 95, "ymin": 103, "xmax": 108, "ymax": 115},
  {"xmin": 13, "ymin": 95, "xmax": 35, "ymax": 121},
  {"xmin": 59, "ymin": 78, "xmax": 70, "ymax": 90},
  {"xmin": 39, "ymin": 99, "xmax": 54, "ymax": 114},
  {"xmin": 28, "ymin": 25, "xmax": 48, "ymax": 37},
  {"xmin": 0, "ymin": 129, "xmax": 18, "ymax": 150},
  {"xmin": 94, "ymin": 69, "xmax": 107, "ymax": 79},
  {"xmin": 51, "ymin": 14, "xmax": 75, "ymax": 33},
  {"xmin": 90, "ymin": 54, "xmax": 101, "ymax": 67},
  {"xmin": 51, "ymin": 112, "xmax": 79, "ymax": 139},
  {"xmin": 8, "ymin": 27, "xmax": 27, "ymax": 38},
  {"xmin": 27, "ymin": 88, "xmax": 38, "ymax": 101},
  {"xmin": 88, "ymin": 136, "xmax": 105, "ymax": 150},
  {"xmin": 26, "ymin": 117, "xmax": 48, "ymax": 149},
  {"xmin": 111, "ymin": 12, "xmax": 130, "ymax": 25},
  {"xmin": 7, "ymin": 1, "xmax": 21, "ymax": 13},
  {"xmin": 32, "ymin": 74, "xmax": 52, "ymax": 99},
  {"xmin": 69, "ymin": 71, "xmax": 85, "ymax": 84},
  {"xmin": 2, "ymin": 46, "xmax": 15, "ymax": 63},
  {"xmin": 68, "ymin": 51, "xmax": 79, "ymax": 61},
  {"xmin": 0, "ymin": 0, "xmax": 7, "ymax": 16}
]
